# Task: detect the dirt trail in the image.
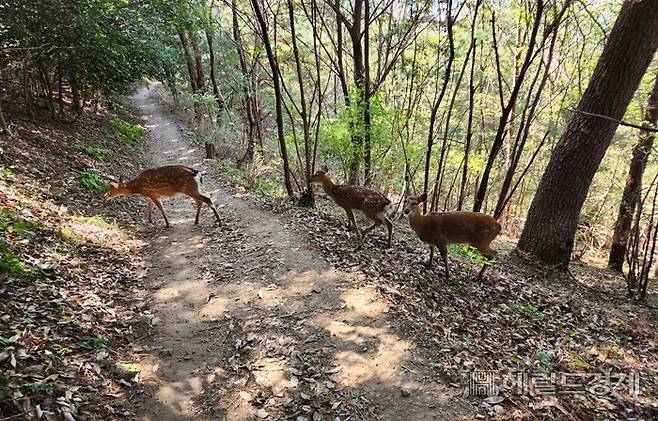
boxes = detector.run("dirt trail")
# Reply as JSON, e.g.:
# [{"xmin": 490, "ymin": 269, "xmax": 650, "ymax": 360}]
[{"xmin": 129, "ymin": 86, "xmax": 472, "ymax": 420}]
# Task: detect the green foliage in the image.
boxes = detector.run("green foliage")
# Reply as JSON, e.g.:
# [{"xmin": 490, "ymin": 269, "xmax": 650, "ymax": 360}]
[
  {"xmin": 513, "ymin": 303, "xmax": 544, "ymax": 321},
  {"xmin": 112, "ymin": 119, "xmax": 144, "ymax": 148},
  {"xmin": 448, "ymin": 244, "xmax": 497, "ymax": 265},
  {"xmin": 29, "ymin": 381, "xmax": 61, "ymax": 395},
  {"xmin": 0, "ymin": 208, "xmax": 41, "ymax": 278},
  {"xmin": 534, "ymin": 351, "xmax": 554, "ymax": 374},
  {"xmin": 1, "ymin": 0, "xmax": 176, "ymax": 95},
  {"xmin": 76, "ymin": 139, "xmax": 107, "ymax": 161},
  {"xmin": 0, "ymin": 375, "xmax": 12, "ymax": 386},
  {"xmin": 79, "ymin": 335, "xmax": 108, "ymax": 350},
  {"xmin": 79, "ymin": 170, "xmax": 109, "ymax": 192},
  {"xmin": 210, "ymin": 158, "xmax": 246, "ymax": 185},
  {"xmin": 252, "ymin": 177, "xmax": 285, "ymax": 197}
]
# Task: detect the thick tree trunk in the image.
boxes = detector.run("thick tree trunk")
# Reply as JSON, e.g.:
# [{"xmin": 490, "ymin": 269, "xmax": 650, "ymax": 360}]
[
  {"xmin": 251, "ymin": 0, "xmax": 295, "ymax": 198},
  {"xmin": 608, "ymin": 71, "xmax": 658, "ymax": 271},
  {"xmin": 517, "ymin": 0, "xmax": 658, "ymax": 266}
]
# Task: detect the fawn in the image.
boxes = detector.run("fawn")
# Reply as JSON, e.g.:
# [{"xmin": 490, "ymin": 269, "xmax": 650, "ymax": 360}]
[
  {"xmin": 105, "ymin": 165, "xmax": 221, "ymax": 227},
  {"xmin": 310, "ymin": 167, "xmax": 393, "ymax": 245},
  {"xmin": 403, "ymin": 193, "xmax": 500, "ymax": 278}
]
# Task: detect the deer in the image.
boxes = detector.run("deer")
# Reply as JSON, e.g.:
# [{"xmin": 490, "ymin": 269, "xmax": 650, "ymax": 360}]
[
  {"xmin": 403, "ymin": 193, "xmax": 501, "ymax": 278},
  {"xmin": 104, "ymin": 165, "xmax": 221, "ymax": 227},
  {"xmin": 310, "ymin": 167, "xmax": 393, "ymax": 245}
]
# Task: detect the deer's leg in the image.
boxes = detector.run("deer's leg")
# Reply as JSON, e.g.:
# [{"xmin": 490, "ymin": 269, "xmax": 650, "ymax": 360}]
[
  {"xmin": 194, "ymin": 200, "xmax": 202, "ymax": 225},
  {"xmin": 438, "ymin": 243, "xmax": 450, "ymax": 279},
  {"xmin": 146, "ymin": 198, "xmax": 153, "ymax": 223},
  {"xmin": 360, "ymin": 219, "xmax": 382, "ymax": 238},
  {"xmin": 344, "ymin": 208, "xmax": 360, "ymax": 235},
  {"xmin": 384, "ymin": 217, "xmax": 393, "ymax": 246},
  {"xmin": 192, "ymin": 193, "xmax": 221, "ymax": 224},
  {"xmin": 475, "ymin": 242, "xmax": 497, "ymax": 260},
  {"xmin": 423, "ymin": 245, "xmax": 435, "ymax": 268},
  {"xmin": 151, "ymin": 197, "xmax": 169, "ymax": 227}
]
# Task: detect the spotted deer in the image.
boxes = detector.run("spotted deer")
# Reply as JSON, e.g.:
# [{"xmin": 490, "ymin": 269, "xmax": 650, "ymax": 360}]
[
  {"xmin": 403, "ymin": 193, "xmax": 500, "ymax": 278},
  {"xmin": 105, "ymin": 165, "xmax": 221, "ymax": 227},
  {"xmin": 310, "ymin": 167, "xmax": 393, "ymax": 245}
]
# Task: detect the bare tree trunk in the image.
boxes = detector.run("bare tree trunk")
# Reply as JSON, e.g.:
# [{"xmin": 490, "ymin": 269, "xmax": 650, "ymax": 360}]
[
  {"xmin": 0, "ymin": 70, "xmax": 8, "ymax": 134},
  {"xmin": 347, "ymin": 0, "xmax": 365, "ymax": 185},
  {"xmin": 608, "ymin": 71, "xmax": 658, "ymax": 271},
  {"xmin": 423, "ymin": 0, "xmax": 454, "ymax": 212},
  {"xmin": 205, "ymin": 28, "xmax": 224, "ymax": 112},
  {"xmin": 178, "ymin": 30, "xmax": 198, "ymax": 94},
  {"xmin": 287, "ymin": 0, "xmax": 314, "ymax": 205},
  {"xmin": 232, "ymin": 0, "xmax": 257, "ymax": 166},
  {"xmin": 188, "ymin": 30, "xmax": 206, "ymax": 94},
  {"xmin": 251, "ymin": 0, "xmax": 294, "ymax": 197},
  {"xmin": 473, "ymin": 1, "xmax": 545, "ymax": 211},
  {"xmin": 494, "ymin": 16, "xmax": 561, "ymax": 219},
  {"xmin": 458, "ymin": 2, "xmax": 481, "ymax": 210},
  {"xmin": 57, "ymin": 66, "xmax": 64, "ymax": 119},
  {"xmin": 517, "ymin": 0, "xmax": 658, "ymax": 266},
  {"xmin": 363, "ymin": 0, "xmax": 372, "ymax": 186}
]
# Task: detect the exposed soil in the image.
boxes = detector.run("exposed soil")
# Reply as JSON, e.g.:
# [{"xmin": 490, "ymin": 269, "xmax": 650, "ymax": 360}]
[{"xmin": 128, "ymin": 86, "xmax": 474, "ymax": 420}]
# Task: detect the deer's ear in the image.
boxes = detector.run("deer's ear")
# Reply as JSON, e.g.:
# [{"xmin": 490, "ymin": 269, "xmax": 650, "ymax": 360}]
[
  {"xmin": 118, "ymin": 175, "xmax": 124, "ymax": 184},
  {"xmin": 418, "ymin": 193, "xmax": 428, "ymax": 203},
  {"xmin": 320, "ymin": 165, "xmax": 329, "ymax": 173}
]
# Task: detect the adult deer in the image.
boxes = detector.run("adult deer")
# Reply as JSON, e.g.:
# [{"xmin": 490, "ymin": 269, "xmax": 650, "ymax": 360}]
[
  {"xmin": 105, "ymin": 165, "xmax": 221, "ymax": 227},
  {"xmin": 403, "ymin": 193, "xmax": 500, "ymax": 278},
  {"xmin": 311, "ymin": 167, "xmax": 393, "ymax": 245}
]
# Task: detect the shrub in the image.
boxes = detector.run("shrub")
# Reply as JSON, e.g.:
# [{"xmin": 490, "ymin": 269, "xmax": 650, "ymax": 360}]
[
  {"xmin": 79, "ymin": 170, "xmax": 109, "ymax": 193},
  {"xmin": 112, "ymin": 119, "xmax": 144, "ymax": 148}
]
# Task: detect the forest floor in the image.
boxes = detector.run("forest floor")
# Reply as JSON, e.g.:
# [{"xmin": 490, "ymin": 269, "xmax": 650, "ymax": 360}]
[{"xmin": 1, "ymin": 84, "xmax": 657, "ymax": 421}]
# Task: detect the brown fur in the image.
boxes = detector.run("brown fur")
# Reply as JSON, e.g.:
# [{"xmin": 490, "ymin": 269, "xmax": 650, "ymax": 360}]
[
  {"xmin": 105, "ymin": 165, "xmax": 221, "ymax": 226},
  {"xmin": 310, "ymin": 169, "xmax": 393, "ymax": 245},
  {"xmin": 403, "ymin": 193, "xmax": 500, "ymax": 278}
]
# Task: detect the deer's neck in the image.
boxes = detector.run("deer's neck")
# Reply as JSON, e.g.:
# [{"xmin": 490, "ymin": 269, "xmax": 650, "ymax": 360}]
[
  {"xmin": 124, "ymin": 180, "xmax": 141, "ymax": 195},
  {"xmin": 320, "ymin": 177, "xmax": 338, "ymax": 196},
  {"xmin": 408, "ymin": 207, "xmax": 425, "ymax": 232}
]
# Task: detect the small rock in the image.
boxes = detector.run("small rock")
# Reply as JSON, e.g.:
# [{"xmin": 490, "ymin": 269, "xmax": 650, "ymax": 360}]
[
  {"xmin": 484, "ymin": 396, "xmax": 504, "ymax": 404},
  {"xmin": 253, "ymin": 408, "xmax": 269, "ymax": 419},
  {"xmin": 400, "ymin": 388, "xmax": 411, "ymax": 398}
]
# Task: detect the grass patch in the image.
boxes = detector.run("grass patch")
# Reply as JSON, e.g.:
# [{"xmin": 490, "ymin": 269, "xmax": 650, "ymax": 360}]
[
  {"xmin": 0, "ymin": 208, "xmax": 41, "ymax": 277},
  {"xmin": 513, "ymin": 302, "xmax": 544, "ymax": 321},
  {"xmin": 79, "ymin": 335, "xmax": 108, "ymax": 350},
  {"xmin": 449, "ymin": 244, "xmax": 497, "ymax": 265},
  {"xmin": 76, "ymin": 139, "xmax": 107, "ymax": 161},
  {"xmin": 79, "ymin": 170, "xmax": 109, "ymax": 193},
  {"xmin": 73, "ymin": 214, "xmax": 116, "ymax": 229},
  {"xmin": 210, "ymin": 158, "xmax": 246, "ymax": 185},
  {"xmin": 112, "ymin": 119, "xmax": 144, "ymax": 148},
  {"xmin": 210, "ymin": 158, "xmax": 286, "ymax": 198},
  {"xmin": 252, "ymin": 177, "xmax": 285, "ymax": 197},
  {"xmin": 29, "ymin": 381, "xmax": 61, "ymax": 395}
]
